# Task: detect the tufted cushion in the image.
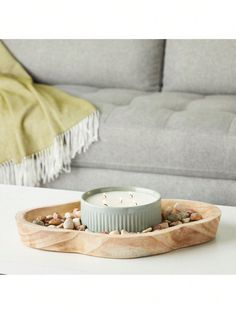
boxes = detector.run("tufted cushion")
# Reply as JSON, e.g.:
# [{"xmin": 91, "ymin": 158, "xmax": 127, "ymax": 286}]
[
  {"xmin": 3, "ymin": 39, "xmax": 164, "ymax": 91},
  {"xmin": 55, "ymin": 85, "xmax": 236, "ymax": 180},
  {"xmin": 163, "ymin": 39, "xmax": 236, "ymax": 94}
]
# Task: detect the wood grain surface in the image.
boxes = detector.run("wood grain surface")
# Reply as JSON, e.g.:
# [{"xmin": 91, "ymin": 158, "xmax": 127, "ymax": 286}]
[{"xmin": 16, "ymin": 199, "xmax": 221, "ymax": 259}]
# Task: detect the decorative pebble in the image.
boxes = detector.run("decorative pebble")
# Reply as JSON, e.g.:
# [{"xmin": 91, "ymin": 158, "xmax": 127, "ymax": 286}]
[
  {"xmin": 142, "ymin": 227, "xmax": 152, "ymax": 233},
  {"xmin": 31, "ymin": 205, "xmax": 203, "ymax": 235},
  {"xmin": 73, "ymin": 218, "xmax": 81, "ymax": 227},
  {"xmin": 187, "ymin": 209, "xmax": 196, "ymax": 214},
  {"xmin": 179, "ymin": 211, "xmax": 190, "ymax": 219},
  {"xmin": 109, "ymin": 230, "xmax": 120, "ymax": 235},
  {"xmin": 167, "ymin": 213, "xmax": 181, "ymax": 222},
  {"xmin": 73, "ymin": 209, "xmax": 81, "ymax": 218},
  {"xmin": 37, "ymin": 216, "xmax": 46, "ymax": 222},
  {"xmin": 190, "ymin": 213, "xmax": 203, "ymax": 221},
  {"xmin": 63, "ymin": 218, "xmax": 74, "ymax": 229},
  {"xmin": 76, "ymin": 224, "xmax": 86, "ymax": 231},
  {"xmin": 53, "ymin": 212, "xmax": 62, "ymax": 220},
  {"xmin": 153, "ymin": 222, "xmax": 169, "ymax": 230},
  {"xmin": 170, "ymin": 221, "xmax": 183, "ymax": 227},
  {"xmin": 64, "ymin": 212, "xmax": 73, "ymax": 219},
  {"xmin": 182, "ymin": 218, "xmax": 191, "ymax": 223},
  {"xmin": 32, "ymin": 219, "xmax": 44, "ymax": 226},
  {"xmin": 162, "ymin": 207, "xmax": 172, "ymax": 220},
  {"xmin": 49, "ymin": 218, "xmax": 62, "ymax": 226}
]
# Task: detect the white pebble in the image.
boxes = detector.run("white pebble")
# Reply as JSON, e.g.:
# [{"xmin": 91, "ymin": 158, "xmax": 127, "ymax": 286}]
[
  {"xmin": 73, "ymin": 218, "xmax": 81, "ymax": 227},
  {"xmin": 64, "ymin": 212, "xmax": 73, "ymax": 219},
  {"xmin": 142, "ymin": 227, "xmax": 152, "ymax": 233},
  {"xmin": 109, "ymin": 230, "xmax": 120, "ymax": 235},
  {"xmin": 63, "ymin": 218, "xmax": 74, "ymax": 229},
  {"xmin": 121, "ymin": 229, "xmax": 129, "ymax": 235}
]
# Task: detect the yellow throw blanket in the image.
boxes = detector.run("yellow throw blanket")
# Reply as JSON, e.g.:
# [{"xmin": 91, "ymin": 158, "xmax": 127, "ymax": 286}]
[{"xmin": 0, "ymin": 42, "xmax": 99, "ymax": 186}]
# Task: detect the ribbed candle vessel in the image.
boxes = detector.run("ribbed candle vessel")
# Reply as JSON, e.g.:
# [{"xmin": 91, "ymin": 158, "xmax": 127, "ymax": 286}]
[{"xmin": 81, "ymin": 187, "xmax": 162, "ymax": 233}]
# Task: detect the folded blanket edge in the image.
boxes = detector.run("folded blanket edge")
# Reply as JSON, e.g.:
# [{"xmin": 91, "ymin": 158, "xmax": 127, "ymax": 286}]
[{"xmin": 0, "ymin": 110, "xmax": 100, "ymax": 186}]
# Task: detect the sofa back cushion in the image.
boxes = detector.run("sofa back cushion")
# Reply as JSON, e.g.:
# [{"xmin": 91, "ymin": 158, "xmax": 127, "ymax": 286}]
[
  {"xmin": 3, "ymin": 39, "xmax": 164, "ymax": 91},
  {"xmin": 163, "ymin": 39, "xmax": 236, "ymax": 94}
]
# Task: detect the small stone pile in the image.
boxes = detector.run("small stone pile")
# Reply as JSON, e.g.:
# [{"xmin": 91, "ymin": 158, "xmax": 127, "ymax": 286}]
[
  {"xmin": 152, "ymin": 204, "xmax": 202, "ymax": 232},
  {"xmin": 32, "ymin": 203, "xmax": 203, "ymax": 234},
  {"xmin": 32, "ymin": 208, "xmax": 86, "ymax": 231}
]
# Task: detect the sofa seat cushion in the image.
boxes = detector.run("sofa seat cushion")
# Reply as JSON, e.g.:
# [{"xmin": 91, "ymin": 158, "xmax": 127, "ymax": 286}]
[{"xmin": 58, "ymin": 85, "xmax": 236, "ymax": 180}]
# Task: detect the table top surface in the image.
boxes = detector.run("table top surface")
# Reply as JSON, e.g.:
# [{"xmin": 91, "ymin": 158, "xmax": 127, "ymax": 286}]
[{"xmin": 0, "ymin": 184, "xmax": 235, "ymax": 274}]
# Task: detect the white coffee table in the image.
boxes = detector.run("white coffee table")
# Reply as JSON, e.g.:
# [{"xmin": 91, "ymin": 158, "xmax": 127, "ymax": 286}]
[{"xmin": 0, "ymin": 184, "xmax": 235, "ymax": 274}]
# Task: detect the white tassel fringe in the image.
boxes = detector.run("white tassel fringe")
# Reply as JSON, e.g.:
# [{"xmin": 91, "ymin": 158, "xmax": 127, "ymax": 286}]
[{"xmin": 0, "ymin": 111, "xmax": 99, "ymax": 186}]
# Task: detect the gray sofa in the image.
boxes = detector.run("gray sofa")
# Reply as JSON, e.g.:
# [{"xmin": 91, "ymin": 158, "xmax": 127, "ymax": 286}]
[{"xmin": 4, "ymin": 39, "xmax": 236, "ymax": 205}]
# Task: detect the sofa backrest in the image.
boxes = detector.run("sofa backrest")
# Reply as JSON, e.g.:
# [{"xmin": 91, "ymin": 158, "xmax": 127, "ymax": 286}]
[
  {"xmin": 3, "ymin": 39, "xmax": 165, "ymax": 92},
  {"xmin": 163, "ymin": 39, "xmax": 236, "ymax": 94}
]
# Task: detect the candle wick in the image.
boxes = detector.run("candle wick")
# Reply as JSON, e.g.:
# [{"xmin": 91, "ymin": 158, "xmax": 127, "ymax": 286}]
[
  {"xmin": 129, "ymin": 193, "xmax": 134, "ymax": 199},
  {"xmin": 103, "ymin": 199, "xmax": 108, "ymax": 206},
  {"xmin": 120, "ymin": 197, "xmax": 123, "ymax": 204},
  {"xmin": 103, "ymin": 193, "xmax": 107, "ymax": 199}
]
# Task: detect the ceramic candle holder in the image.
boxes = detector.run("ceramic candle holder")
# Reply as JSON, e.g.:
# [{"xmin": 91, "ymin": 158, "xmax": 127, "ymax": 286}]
[{"xmin": 81, "ymin": 186, "xmax": 162, "ymax": 233}]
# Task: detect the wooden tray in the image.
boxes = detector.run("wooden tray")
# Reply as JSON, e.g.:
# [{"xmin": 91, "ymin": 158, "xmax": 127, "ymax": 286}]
[{"xmin": 16, "ymin": 199, "xmax": 221, "ymax": 259}]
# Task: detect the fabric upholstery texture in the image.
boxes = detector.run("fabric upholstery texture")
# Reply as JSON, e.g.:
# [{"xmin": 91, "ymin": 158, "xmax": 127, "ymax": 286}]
[
  {"xmin": 44, "ymin": 167, "xmax": 236, "ymax": 206},
  {"xmin": 163, "ymin": 39, "xmax": 236, "ymax": 94},
  {"xmin": 0, "ymin": 42, "xmax": 98, "ymax": 186},
  {"xmin": 55, "ymin": 85, "xmax": 236, "ymax": 181},
  {"xmin": 3, "ymin": 39, "xmax": 165, "ymax": 91}
]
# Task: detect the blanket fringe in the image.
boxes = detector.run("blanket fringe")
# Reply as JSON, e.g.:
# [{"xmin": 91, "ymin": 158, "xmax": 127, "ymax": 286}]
[{"xmin": 0, "ymin": 111, "xmax": 99, "ymax": 186}]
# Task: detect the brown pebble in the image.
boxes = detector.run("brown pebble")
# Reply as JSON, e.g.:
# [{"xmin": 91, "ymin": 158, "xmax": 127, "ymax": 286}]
[
  {"xmin": 53, "ymin": 212, "xmax": 62, "ymax": 219},
  {"xmin": 170, "ymin": 221, "xmax": 183, "ymax": 227},
  {"xmin": 76, "ymin": 225, "xmax": 86, "ymax": 231},
  {"xmin": 190, "ymin": 213, "xmax": 203, "ymax": 221},
  {"xmin": 186, "ymin": 209, "xmax": 196, "ymax": 214},
  {"xmin": 153, "ymin": 222, "xmax": 169, "ymax": 231},
  {"xmin": 49, "ymin": 218, "xmax": 62, "ymax": 226},
  {"xmin": 182, "ymin": 218, "xmax": 191, "ymax": 223}
]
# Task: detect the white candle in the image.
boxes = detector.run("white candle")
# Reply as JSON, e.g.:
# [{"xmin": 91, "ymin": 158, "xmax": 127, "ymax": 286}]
[{"xmin": 86, "ymin": 191, "xmax": 156, "ymax": 208}]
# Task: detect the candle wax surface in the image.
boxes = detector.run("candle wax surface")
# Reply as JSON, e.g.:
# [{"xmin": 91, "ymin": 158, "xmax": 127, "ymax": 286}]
[{"xmin": 85, "ymin": 191, "xmax": 157, "ymax": 207}]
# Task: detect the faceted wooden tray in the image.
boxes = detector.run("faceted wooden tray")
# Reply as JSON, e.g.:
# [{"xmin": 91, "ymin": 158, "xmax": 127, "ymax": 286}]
[{"xmin": 16, "ymin": 199, "xmax": 221, "ymax": 259}]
